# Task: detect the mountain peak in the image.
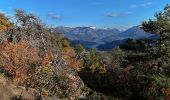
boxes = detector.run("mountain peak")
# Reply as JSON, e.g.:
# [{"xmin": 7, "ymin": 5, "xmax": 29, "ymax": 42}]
[{"xmin": 90, "ymin": 26, "xmax": 96, "ymax": 29}]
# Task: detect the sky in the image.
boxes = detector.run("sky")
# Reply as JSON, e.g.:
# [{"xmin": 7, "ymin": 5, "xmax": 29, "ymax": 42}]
[{"xmin": 0, "ymin": 0, "xmax": 170, "ymax": 30}]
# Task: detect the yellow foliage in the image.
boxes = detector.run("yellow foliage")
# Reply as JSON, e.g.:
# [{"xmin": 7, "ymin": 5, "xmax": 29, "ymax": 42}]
[{"xmin": 0, "ymin": 13, "xmax": 13, "ymax": 32}]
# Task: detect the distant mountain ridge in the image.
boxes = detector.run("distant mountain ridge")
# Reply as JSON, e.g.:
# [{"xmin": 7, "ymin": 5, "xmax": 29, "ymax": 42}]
[
  {"xmin": 55, "ymin": 26, "xmax": 121, "ymax": 42},
  {"xmin": 101, "ymin": 26, "xmax": 153, "ymax": 42},
  {"xmin": 55, "ymin": 26, "xmax": 156, "ymax": 49}
]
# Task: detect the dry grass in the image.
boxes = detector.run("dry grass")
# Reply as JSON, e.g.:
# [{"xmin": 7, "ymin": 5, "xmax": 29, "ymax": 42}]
[{"xmin": 0, "ymin": 74, "xmax": 36, "ymax": 100}]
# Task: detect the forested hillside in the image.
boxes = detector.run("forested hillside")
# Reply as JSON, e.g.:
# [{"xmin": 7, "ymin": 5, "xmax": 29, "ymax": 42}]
[{"xmin": 0, "ymin": 5, "xmax": 170, "ymax": 100}]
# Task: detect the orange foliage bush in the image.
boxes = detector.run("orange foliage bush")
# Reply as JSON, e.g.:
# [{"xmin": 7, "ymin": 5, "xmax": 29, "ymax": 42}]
[
  {"xmin": 162, "ymin": 88, "xmax": 170, "ymax": 100},
  {"xmin": 41, "ymin": 49, "xmax": 55, "ymax": 66},
  {"xmin": 0, "ymin": 41, "xmax": 41, "ymax": 84},
  {"xmin": 62, "ymin": 47, "xmax": 81, "ymax": 70}
]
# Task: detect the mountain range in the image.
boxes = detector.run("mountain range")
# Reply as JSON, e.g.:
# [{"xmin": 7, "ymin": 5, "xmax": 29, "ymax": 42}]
[
  {"xmin": 55, "ymin": 26, "xmax": 156, "ymax": 50},
  {"xmin": 55, "ymin": 26, "xmax": 121, "ymax": 42},
  {"xmin": 101, "ymin": 26, "xmax": 153, "ymax": 42}
]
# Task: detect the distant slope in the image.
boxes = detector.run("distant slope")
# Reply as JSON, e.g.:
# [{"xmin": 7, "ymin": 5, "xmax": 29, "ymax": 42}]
[
  {"xmin": 55, "ymin": 26, "xmax": 121, "ymax": 42},
  {"xmin": 97, "ymin": 26, "xmax": 159, "ymax": 51},
  {"xmin": 118, "ymin": 26, "xmax": 153, "ymax": 39},
  {"xmin": 97, "ymin": 39, "xmax": 127, "ymax": 51},
  {"xmin": 68, "ymin": 40, "xmax": 98, "ymax": 48},
  {"xmin": 102, "ymin": 26, "xmax": 153, "ymax": 42},
  {"xmin": 97, "ymin": 34, "xmax": 159, "ymax": 51}
]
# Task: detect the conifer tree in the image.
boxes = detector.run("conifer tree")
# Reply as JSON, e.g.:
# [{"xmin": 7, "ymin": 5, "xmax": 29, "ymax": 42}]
[{"xmin": 142, "ymin": 5, "xmax": 170, "ymax": 58}]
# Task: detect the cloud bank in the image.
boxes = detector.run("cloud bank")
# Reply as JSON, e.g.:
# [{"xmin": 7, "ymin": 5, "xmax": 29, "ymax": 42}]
[
  {"xmin": 48, "ymin": 12, "xmax": 62, "ymax": 20},
  {"xmin": 107, "ymin": 12, "xmax": 131, "ymax": 18},
  {"xmin": 130, "ymin": 2, "xmax": 153, "ymax": 8}
]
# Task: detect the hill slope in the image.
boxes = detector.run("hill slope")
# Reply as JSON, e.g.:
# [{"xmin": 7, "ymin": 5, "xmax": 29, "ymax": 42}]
[{"xmin": 102, "ymin": 26, "xmax": 153, "ymax": 42}]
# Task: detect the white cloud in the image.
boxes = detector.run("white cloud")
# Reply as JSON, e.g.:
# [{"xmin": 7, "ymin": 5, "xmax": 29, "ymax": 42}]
[
  {"xmin": 48, "ymin": 12, "xmax": 62, "ymax": 20},
  {"xmin": 130, "ymin": 2, "xmax": 153, "ymax": 8},
  {"xmin": 93, "ymin": 2, "xmax": 104, "ymax": 6},
  {"xmin": 107, "ymin": 12, "xmax": 131, "ymax": 18},
  {"xmin": 107, "ymin": 12, "xmax": 119, "ymax": 17}
]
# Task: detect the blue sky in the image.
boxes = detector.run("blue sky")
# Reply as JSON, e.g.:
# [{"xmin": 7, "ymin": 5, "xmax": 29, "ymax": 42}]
[{"xmin": 0, "ymin": 0, "xmax": 170, "ymax": 30}]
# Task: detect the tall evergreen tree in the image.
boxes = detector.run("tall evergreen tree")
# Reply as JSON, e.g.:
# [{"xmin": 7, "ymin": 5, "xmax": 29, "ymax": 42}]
[{"xmin": 142, "ymin": 5, "xmax": 170, "ymax": 58}]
